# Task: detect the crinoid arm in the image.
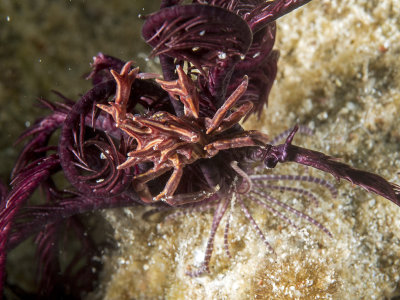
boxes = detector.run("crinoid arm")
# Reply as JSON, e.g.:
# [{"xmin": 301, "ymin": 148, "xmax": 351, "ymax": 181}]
[
  {"xmin": 285, "ymin": 144, "xmax": 400, "ymax": 207},
  {"xmin": 262, "ymin": 126, "xmax": 400, "ymax": 207}
]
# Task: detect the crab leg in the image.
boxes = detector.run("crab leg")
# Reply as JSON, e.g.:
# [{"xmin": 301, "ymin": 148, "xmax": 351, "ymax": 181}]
[
  {"xmin": 154, "ymin": 154, "xmax": 184, "ymax": 203},
  {"xmin": 206, "ymin": 75, "xmax": 248, "ymax": 134},
  {"xmin": 156, "ymin": 65, "xmax": 200, "ymax": 118},
  {"xmin": 205, "ymin": 130, "xmax": 269, "ymax": 156},
  {"xmin": 208, "ymin": 101, "xmax": 253, "ymax": 134},
  {"xmin": 96, "ymin": 61, "xmax": 139, "ymax": 124}
]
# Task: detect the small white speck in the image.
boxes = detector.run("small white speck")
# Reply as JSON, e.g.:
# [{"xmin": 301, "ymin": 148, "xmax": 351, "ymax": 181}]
[
  {"xmin": 38, "ymin": 58, "xmax": 42, "ymax": 63},
  {"xmin": 25, "ymin": 121, "xmax": 31, "ymax": 127},
  {"xmin": 192, "ymin": 46, "xmax": 200, "ymax": 51},
  {"xmin": 252, "ymin": 52, "xmax": 260, "ymax": 58},
  {"xmin": 143, "ymin": 264, "xmax": 149, "ymax": 271},
  {"xmin": 218, "ymin": 52, "xmax": 227, "ymax": 59},
  {"xmin": 346, "ymin": 102, "xmax": 356, "ymax": 110},
  {"xmin": 383, "ymin": 40, "xmax": 390, "ymax": 49},
  {"xmin": 96, "ymin": 178, "xmax": 104, "ymax": 183},
  {"xmin": 92, "ymin": 256, "xmax": 101, "ymax": 262},
  {"xmin": 6, "ymin": 16, "xmax": 11, "ymax": 22},
  {"xmin": 199, "ymin": 30, "xmax": 205, "ymax": 36},
  {"xmin": 317, "ymin": 111, "xmax": 328, "ymax": 120}
]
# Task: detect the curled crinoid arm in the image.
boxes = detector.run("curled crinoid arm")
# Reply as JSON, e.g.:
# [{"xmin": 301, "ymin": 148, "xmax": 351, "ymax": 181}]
[
  {"xmin": 142, "ymin": 4, "xmax": 252, "ymax": 69},
  {"xmin": 228, "ymin": 21, "xmax": 278, "ymax": 118},
  {"xmin": 246, "ymin": 0, "xmax": 313, "ymax": 32},
  {"xmin": 59, "ymin": 78, "xmax": 135, "ymax": 198}
]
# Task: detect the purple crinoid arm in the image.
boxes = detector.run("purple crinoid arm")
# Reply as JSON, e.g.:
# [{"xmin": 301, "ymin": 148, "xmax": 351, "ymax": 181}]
[
  {"xmin": 264, "ymin": 126, "xmax": 400, "ymax": 207},
  {"xmin": 0, "ymin": 155, "xmax": 60, "ymax": 294},
  {"xmin": 285, "ymin": 144, "xmax": 400, "ymax": 206}
]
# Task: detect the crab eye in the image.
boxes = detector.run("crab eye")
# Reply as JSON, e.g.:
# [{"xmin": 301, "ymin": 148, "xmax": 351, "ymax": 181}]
[{"xmin": 264, "ymin": 156, "xmax": 278, "ymax": 169}]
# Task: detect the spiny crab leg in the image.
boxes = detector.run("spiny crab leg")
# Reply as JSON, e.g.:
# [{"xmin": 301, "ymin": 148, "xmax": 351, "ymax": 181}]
[
  {"xmin": 154, "ymin": 154, "xmax": 185, "ymax": 203},
  {"xmin": 156, "ymin": 65, "xmax": 200, "ymax": 118},
  {"xmin": 132, "ymin": 153, "xmax": 184, "ymax": 204},
  {"xmin": 97, "ymin": 61, "xmax": 139, "ymax": 124},
  {"xmin": 113, "ymin": 119, "xmax": 151, "ymax": 149},
  {"xmin": 208, "ymin": 101, "xmax": 254, "ymax": 134},
  {"xmin": 132, "ymin": 114, "xmax": 200, "ymax": 143},
  {"xmin": 97, "ymin": 61, "xmax": 160, "ymax": 124},
  {"xmin": 120, "ymin": 139, "xmax": 177, "ymax": 171},
  {"xmin": 133, "ymin": 166, "xmax": 173, "ymax": 203},
  {"xmin": 206, "ymin": 75, "xmax": 248, "ymax": 135},
  {"xmin": 205, "ymin": 130, "xmax": 269, "ymax": 156}
]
